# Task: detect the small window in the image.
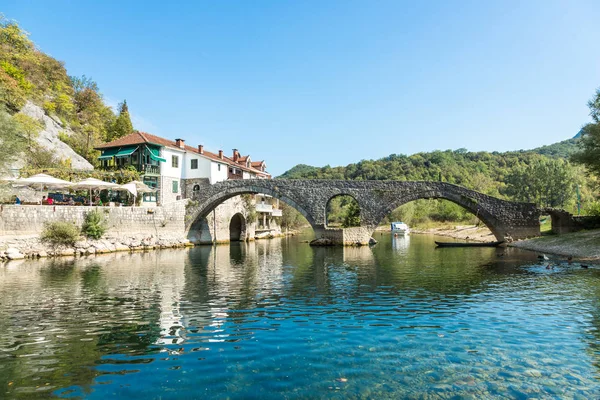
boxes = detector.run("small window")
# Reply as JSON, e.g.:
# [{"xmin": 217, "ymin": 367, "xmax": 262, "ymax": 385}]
[
  {"xmin": 191, "ymin": 159, "xmax": 198, "ymax": 169},
  {"xmin": 172, "ymin": 155, "xmax": 179, "ymax": 168},
  {"xmin": 172, "ymin": 180, "xmax": 178, "ymax": 193},
  {"xmin": 193, "ymin": 185, "xmax": 200, "ymax": 193},
  {"xmin": 218, "ymin": 164, "xmax": 221, "ymax": 171}
]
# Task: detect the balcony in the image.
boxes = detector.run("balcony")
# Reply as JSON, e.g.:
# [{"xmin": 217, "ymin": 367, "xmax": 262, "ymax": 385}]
[
  {"xmin": 272, "ymin": 209, "xmax": 282, "ymax": 217},
  {"xmin": 141, "ymin": 164, "xmax": 160, "ymax": 175},
  {"xmin": 228, "ymin": 172, "xmax": 244, "ymax": 180},
  {"xmin": 255, "ymin": 203, "xmax": 273, "ymax": 213}
]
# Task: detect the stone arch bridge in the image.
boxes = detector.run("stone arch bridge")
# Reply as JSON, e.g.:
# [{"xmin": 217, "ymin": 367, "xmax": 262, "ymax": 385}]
[{"xmin": 186, "ymin": 179, "xmax": 540, "ymax": 245}]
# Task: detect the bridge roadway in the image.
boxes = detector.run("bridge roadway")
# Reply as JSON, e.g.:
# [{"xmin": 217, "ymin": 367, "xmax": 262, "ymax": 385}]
[{"xmin": 186, "ymin": 179, "xmax": 541, "ymax": 245}]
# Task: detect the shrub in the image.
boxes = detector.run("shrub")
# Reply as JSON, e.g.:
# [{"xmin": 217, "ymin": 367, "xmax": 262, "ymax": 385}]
[
  {"xmin": 40, "ymin": 221, "xmax": 79, "ymax": 249},
  {"xmin": 82, "ymin": 210, "xmax": 107, "ymax": 239}
]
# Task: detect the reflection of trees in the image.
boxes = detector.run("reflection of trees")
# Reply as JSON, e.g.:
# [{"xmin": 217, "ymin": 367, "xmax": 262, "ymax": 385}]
[{"xmin": 0, "ymin": 252, "xmax": 184, "ymax": 398}]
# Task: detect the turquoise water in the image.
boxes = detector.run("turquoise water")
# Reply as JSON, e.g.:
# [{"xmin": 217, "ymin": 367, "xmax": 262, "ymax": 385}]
[{"xmin": 0, "ymin": 233, "xmax": 599, "ymax": 399}]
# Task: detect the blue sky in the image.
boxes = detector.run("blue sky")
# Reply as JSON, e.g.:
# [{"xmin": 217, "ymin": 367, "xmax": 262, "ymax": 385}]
[{"xmin": 3, "ymin": 1, "xmax": 600, "ymax": 175}]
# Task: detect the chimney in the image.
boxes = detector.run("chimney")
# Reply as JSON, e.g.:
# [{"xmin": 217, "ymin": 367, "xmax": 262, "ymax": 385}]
[
  {"xmin": 232, "ymin": 149, "xmax": 239, "ymax": 162},
  {"xmin": 175, "ymin": 138, "xmax": 185, "ymax": 149},
  {"xmin": 198, "ymin": 144, "xmax": 204, "ymax": 154},
  {"xmin": 218, "ymin": 150, "xmax": 223, "ymax": 159}
]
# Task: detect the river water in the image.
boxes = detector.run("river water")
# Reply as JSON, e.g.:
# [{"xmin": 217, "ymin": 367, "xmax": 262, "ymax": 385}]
[{"xmin": 0, "ymin": 233, "xmax": 599, "ymax": 399}]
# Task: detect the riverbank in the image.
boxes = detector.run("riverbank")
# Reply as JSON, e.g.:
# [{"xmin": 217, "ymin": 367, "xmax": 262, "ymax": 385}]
[
  {"xmin": 0, "ymin": 233, "xmax": 194, "ymax": 261},
  {"xmin": 395, "ymin": 224, "xmax": 496, "ymax": 242},
  {"xmin": 0, "ymin": 229, "xmax": 299, "ymax": 261},
  {"xmin": 510, "ymin": 229, "xmax": 600, "ymax": 261}
]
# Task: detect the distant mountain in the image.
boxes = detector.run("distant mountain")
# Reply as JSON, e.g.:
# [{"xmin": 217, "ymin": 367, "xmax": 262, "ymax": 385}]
[{"xmin": 529, "ymin": 130, "xmax": 582, "ymax": 158}]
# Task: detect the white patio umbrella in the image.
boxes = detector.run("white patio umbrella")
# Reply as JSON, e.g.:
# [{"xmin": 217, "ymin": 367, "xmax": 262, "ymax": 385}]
[
  {"xmin": 69, "ymin": 178, "xmax": 119, "ymax": 206},
  {"xmin": 12, "ymin": 173, "xmax": 72, "ymax": 189},
  {"xmin": 12, "ymin": 173, "xmax": 72, "ymax": 202},
  {"xmin": 119, "ymin": 180, "xmax": 157, "ymax": 205}
]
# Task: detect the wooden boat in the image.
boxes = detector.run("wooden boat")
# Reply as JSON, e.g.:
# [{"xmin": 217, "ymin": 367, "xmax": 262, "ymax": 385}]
[{"xmin": 435, "ymin": 241, "xmax": 504, "ymax": 248}]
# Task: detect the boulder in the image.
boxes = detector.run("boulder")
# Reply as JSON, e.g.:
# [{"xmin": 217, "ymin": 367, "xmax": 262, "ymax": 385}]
[
  {"xmin": 309, "ymin": 238, "xmax": 334, "ymax": 246},
  {"xmin": 6, "ymin": 248, "xmax": 25, "ymax": 260}
]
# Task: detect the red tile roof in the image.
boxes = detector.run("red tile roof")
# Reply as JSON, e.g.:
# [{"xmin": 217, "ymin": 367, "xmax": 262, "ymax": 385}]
[{"xmin": 95, "ymin": 131, "xmax": 271, "ymax": 178}]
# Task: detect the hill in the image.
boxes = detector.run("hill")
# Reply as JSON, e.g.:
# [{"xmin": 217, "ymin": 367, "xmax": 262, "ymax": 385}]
[
  {"xmin": 277, "ymin": 134, "xmax": 595, "ymax": 226},
  {"xmin": 529, "ymin": 130, "xmax": 582, "ymax": 158},
  {"xmin": 0, "ymin": 16, "xmax": 132, "ymax": 175}
]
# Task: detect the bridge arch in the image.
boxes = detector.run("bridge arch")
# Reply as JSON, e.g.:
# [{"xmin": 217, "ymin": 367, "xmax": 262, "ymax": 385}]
[
  {"xmin": 325, "ymin": 193, "xmax": 361, "ymax": 228},
  {"xmin": 376, "ymin": 189, "xmax": 504, "ymax": 241},
  {"xmin": 229, "ymin": 213, "xmax": 246, "ymax": 241},
  {"xmin": 187, "ymin": 186, "xmax": 318, "ymax": 232}
]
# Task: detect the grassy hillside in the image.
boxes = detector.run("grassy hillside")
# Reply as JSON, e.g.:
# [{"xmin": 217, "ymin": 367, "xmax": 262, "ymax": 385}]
[{"xmin": 0, "ymin": 16, "xmax": 131, "ymax": 169}]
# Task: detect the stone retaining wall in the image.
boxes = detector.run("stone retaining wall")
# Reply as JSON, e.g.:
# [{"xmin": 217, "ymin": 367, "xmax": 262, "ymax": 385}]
[{"xmin": 0, "ymin": 201, "xmax": 187, "ymax": 237}]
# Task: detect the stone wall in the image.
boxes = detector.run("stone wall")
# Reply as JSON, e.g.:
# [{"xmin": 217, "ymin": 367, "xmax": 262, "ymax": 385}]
[
  {"xmin": 0, "ymin": 201, "xmax": 186, "ymax": 237},
  {"xmin": 546, "ymin": 208, "xmax": 600, "ymax": 234},
  {"xmin": 160, "ymin": 176, "xmax": 181, "ymax": 205},
  {"xmin": 181, "ymin": 178, "xmax": 210, "ymax": 200}
]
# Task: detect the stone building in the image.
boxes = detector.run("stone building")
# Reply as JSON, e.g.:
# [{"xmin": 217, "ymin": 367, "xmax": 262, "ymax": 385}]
[{"xmin": 95, "ymin": 132, "xmax": 282, "ymax": 243}]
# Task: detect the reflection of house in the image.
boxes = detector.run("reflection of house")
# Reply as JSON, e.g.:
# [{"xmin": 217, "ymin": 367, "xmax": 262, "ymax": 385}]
[{"xmin": 95, "ymin": 132, "xmax": 272, "ymax": 205}]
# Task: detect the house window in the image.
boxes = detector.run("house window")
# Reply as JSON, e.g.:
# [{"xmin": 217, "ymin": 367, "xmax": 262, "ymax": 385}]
[
  {"xmin": 172, "ymin": 180, "xmax": 178, "ymax": 193},
  {"xmin": 191, "ymin": 159, "xmax": 198, "ymax": 169},
  {"xmin": 172, "ymin": 155, "xmax": 179, "ymax": 168},
  {"xmin": 218, "ymin": 164, "xmax": 221, "ymax": 171}
]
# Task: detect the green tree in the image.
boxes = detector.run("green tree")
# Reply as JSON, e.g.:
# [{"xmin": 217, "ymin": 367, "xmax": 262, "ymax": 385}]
[
  {"xmin": 572, "ymin": 88, "xmax": 600, "ymax": 178},
  {"xmin": 504, "ymin": 158, "xmax": 577, "ymax": 208},
  {"xmin": 13, "ymin": 113, "xmax": 42, "ymax": 146},
  {"xmin": 342, "ymin": 200, "xmax": 361, "ymax": 227},
  {"xmin": 107, "ymin": 100, "xmax": 133, "ymax": 141},
  {"xmin": 0, "ymin": 109, "xmax": 25, "ymax": 173}
]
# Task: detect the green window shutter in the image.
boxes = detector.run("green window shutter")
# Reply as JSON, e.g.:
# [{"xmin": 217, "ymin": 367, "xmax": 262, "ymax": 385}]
[{"xmin": 172, "ymin": 180, "xmax": 178, "ymax": 193}]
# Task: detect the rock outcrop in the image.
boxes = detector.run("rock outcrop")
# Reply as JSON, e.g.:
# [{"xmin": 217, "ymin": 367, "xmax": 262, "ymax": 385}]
[{"xmin": 17, "ymin": 101, "xmax": 94, "ymax": 170}]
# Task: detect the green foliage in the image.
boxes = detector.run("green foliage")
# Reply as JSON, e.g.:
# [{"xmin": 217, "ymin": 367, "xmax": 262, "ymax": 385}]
[
  {"xmin": 327, "ymin": 195, "xmax": 360, "ymax": 227},
  {"xmin": 106, "ymin": 100, "xmax": 133, "ymax": 141},
  {"xmin": 583, "ymin": 201, "xmax": 600, "ymax": 216},
  {"xmin": 497, "ymin": 159, "xmax": 576, "ymax": 208},
  {"xmin": 26, "ymin": 146, "xmax": 58, "ymax": 168},
  {"xmin": 0, "ymin": 109, "xmax": 25, "ymax": 173},
  {"xmin": 531, "ymin": 135, "xmax": 581, "ymax": 159},
  {"xmin": 280, "ymin": 201, "xmax": 308, "ymax": 230},
  {"xmin": 13, "ymin": 113, "xmax": 42, "ymax": 145},
  {"xmin": 82, "ymin": 210, "xmax": 107, "ymax": 239},
  {"xmin": 0, "ymin": 67, "xmax": 26, "ymax": 111},
  {"xmin": 241, "ymin": 194, "xmax": 257, "ymax": 223},
  {"xmin": 342, "ymin": 200, "xmax": 361, "ymax": 227},
  {"xmin": 40, "ymin": 221, "xmax": 80, "ymax": 249},
  {"xmin": 0, "ymin": 17, "xmax": 119, "ymax": 165},
  {"xmin": 0, "ymin": 61, "xmax": 33, "ymax": 92},
  {"xmin": 572, "ymin": 89, "xmax": 600, "ymax": 179}
]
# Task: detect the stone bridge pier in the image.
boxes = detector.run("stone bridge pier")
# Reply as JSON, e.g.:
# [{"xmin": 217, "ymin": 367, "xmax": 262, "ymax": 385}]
[{"xmin": 186, "ymin": 180, "xmax": 541, "ymax": 245}]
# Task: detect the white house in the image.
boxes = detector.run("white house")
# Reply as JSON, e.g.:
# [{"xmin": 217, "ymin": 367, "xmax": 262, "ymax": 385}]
[{"xmin": 95, "ymin": 132, "xmax": 272, "ymax": 205}]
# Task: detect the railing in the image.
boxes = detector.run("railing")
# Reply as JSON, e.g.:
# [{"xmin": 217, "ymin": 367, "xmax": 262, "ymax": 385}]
[
  {"xmin": 255, "ymin": 203, "xmax": 273, "ymax": 213},
  {"xmin": 228, "ymin": 172, "xmax": 244, "ymax": 180},
  {"xmin": 141, "ymin": 164, "xmax": 160, "ymax": 175}
]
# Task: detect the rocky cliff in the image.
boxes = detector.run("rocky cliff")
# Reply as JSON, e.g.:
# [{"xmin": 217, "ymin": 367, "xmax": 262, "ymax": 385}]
[{"xmin": 15, "ymin": 101, "xmax": 94, "ymax": 171}]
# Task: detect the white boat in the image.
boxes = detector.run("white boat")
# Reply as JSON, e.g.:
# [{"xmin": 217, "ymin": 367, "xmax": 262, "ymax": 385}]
[{"xmin": 391, "ymin": 221, "xmax": 410, "ymax": 235}]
